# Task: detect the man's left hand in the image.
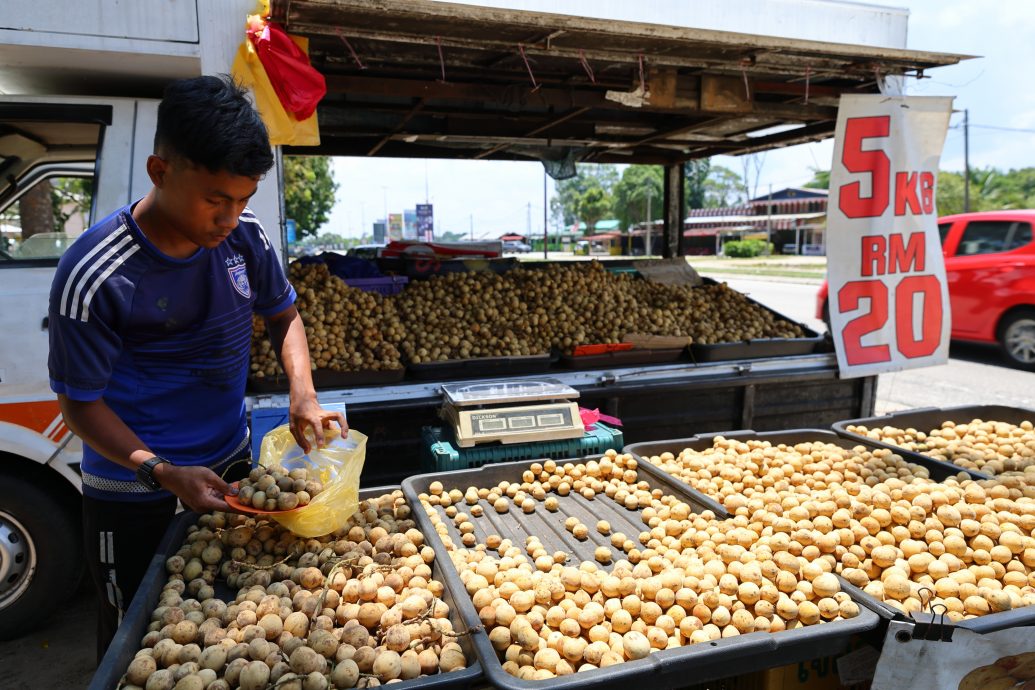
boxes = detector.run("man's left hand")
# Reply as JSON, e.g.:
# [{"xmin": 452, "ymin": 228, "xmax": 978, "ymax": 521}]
[{"xmin": 289, "ymin": 396, "xmax": 348, "ymax": 453}]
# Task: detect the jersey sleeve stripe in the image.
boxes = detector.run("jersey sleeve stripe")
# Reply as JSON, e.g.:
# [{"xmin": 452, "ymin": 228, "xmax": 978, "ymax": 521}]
[
  {"xmin": 67, "ymin": 234, "xmax": 136, "ymax": 320},
  {"xmin": 239, "ymin": 212, "xmax": 271, "ymax": 250},
  {"xmin": 58, "ymin": 224, "xmax": 128, "ymax": 316},
  {"xmin": 80, "ymin": 244, "xmax": 142, "ymax": 323}
]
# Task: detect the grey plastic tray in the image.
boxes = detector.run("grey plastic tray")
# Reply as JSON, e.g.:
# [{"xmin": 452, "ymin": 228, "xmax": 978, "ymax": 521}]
[
  {"xmin": 402, "ymin": 458, "xmax": 880, "ymax": 690},
  {"xmin": 89, "ymin": 487, "xmax": 483, "ymax": 690},
  {"xmin": 832, "ymin": 405, "xmax": 1035, "ymax": 480}
]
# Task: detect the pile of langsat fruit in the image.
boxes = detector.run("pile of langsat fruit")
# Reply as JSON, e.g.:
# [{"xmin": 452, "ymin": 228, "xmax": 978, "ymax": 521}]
[
  {"xmin": 235, "ymin": 465, "xmax": 324, "ymax": 512},
  {"xmin": 250, "ymin": 261, "xmax": 807, "ymax": 376},
  {"xmin": 119, "ymin": 491, "xmax": 469, "ymax": 690},
  {"xmin": 845, "ymin": 417, "xmax": 1035, "ymax": 478},
  {"xmin": 643, "ymin": 436, "xmax": 1035, "ymax": 622},
  {"xmin": 416, "ymin": 451, "xmax": 862, "ymax": 681}
]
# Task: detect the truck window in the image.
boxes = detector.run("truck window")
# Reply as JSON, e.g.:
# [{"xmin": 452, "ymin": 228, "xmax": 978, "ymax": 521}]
[
  {"xmin": 937, "ymin": 222, "xmax": 952, "ymax": 245},
  {"xmin": 955, "ymin": 220, "xmax": 1033, "ymax": 256},
  {"xmin": 0, "ymin": 173, "xmax": 93, "ymax": 261},
  {"xmin": 0, "ymin": 109, "xmax": 104, "ymax": 263}
]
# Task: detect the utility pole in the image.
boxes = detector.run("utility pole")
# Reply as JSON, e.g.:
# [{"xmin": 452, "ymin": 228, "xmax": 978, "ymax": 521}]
[
  {"xmin": 469, "ymin": 214, "xmax": 474, "ymax": 241},
  {"xmin": 645, "ymin": 184, "xmax": 654, "ymax": 256},
  {"xmin": 766, "ymin": 184, "xmax": 773, "ymax": 254},
  {"xmin": 381, "ymin": 186, "xmax": 388, "ymax": 237},
  {"xmin": 543, "ymin": 170, "xmax": 548, "ymax": 260},
  {"xmin": 964, "ymin": 109, "xmax": 971, "ymax": 213}
]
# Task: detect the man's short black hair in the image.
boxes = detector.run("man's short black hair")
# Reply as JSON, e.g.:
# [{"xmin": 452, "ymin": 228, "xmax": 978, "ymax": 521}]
[{"xmin": 154, "ymin": 75, "xmax": 274, "ymax": 178}]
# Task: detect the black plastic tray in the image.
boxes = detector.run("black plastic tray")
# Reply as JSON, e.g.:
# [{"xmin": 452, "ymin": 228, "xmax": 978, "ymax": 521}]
[
  {"xmin": 407, "ymin": 353, "xmax": 553, "ymax": 381},
  {"xmin": 625, "ymin": 428, "xmax": 968, "ymax": 485},
  {"xmin": 559, "ymin": 347, "xmax": 686, "ymax": 369},
  {"xmin": 954, "ymin": 603, "xmax": 1035, "ymax": 633},
  {"xmin": 89, "ymin": 487, "xmax": 483, "ymax": 690},
  {"xmin": 688, "ymin": 297, "xmax": 824, "ymax": 363},
  {"xmin": 690, "ymin": 335, "xmax": 824, "ymax": 362},
  {"xmin": 832, "ymin": 405, "xmax": 1035, "ymax": 480},
  {"xmin": 248, "ymin": 367, "xmax": 406, "ymax": 393},
  {"xmin": 402, "ymin": 458, "xmax": 880, "ymax": 690}
]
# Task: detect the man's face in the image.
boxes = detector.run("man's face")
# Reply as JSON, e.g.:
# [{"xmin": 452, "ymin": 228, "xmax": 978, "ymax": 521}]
[{"xmin": 152, "ymin": 155, "xmax": 260, "ymax": 249}]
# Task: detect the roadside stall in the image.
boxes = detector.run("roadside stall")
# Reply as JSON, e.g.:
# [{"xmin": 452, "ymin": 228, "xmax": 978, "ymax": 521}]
[{"xmin": 13, "ymin": 1, "xmax": 1030, "ymax": 688}]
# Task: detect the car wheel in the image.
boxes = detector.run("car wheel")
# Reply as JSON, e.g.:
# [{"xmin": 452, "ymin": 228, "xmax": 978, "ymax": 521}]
[
  {"xmin": 0, "ymin": 475, "xmax": 83, "ymax": 640},
  {"xmin": 999, "ymin": 309, "xmax": 1035, "ymax": 371}
]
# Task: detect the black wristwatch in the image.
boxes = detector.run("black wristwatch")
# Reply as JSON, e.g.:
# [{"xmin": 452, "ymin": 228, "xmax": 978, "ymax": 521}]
[{"xmin": 136, "ymin": 457, "xmax": 172, "ymax": 491}]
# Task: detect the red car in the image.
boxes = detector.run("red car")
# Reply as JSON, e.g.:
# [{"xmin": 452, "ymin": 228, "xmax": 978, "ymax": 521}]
[{"xmin": 817, "ymin": 210, "xmax": 1035, "ymax": 370}]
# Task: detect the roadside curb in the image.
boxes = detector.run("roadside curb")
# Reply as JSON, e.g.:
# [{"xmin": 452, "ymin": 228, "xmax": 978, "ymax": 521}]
[{"xmin": 699, "ymin": 272, "xmax": 825, "ymax": 286}]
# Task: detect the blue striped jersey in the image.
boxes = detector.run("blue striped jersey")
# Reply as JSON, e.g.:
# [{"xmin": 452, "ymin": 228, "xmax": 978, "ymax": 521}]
[{"xmin": 48, "ymin": 204, "xmax": 295, "ymax": 500}]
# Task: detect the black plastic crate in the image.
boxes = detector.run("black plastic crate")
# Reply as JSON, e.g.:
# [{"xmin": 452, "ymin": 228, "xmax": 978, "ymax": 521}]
[
  {"xmin": 89, "ymin": 487, "xmax": 483, "ymax": 690},
  {"xmin": 832, "ymin": 404, "xmax": 1035, "ymax": 480},
  {"xmin": 558, "ymin": 347, "xmax": 686, "ymax": 369},
  {"xmin": 407, "ymin": 353, "xmax": 553, "ymax": 380},
  {"xmin": 248, "ymin": 367, "xmax": 406, "ymax": 393},
  {"xmin": 402, "ymin": 458, "xmax": 880, "ymax": 690}
]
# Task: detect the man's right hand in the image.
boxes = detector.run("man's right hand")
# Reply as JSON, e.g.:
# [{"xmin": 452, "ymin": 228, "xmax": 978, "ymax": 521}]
[{"xmin": 153, "ymin": 464, "xmax": 233, "ymax": 513}]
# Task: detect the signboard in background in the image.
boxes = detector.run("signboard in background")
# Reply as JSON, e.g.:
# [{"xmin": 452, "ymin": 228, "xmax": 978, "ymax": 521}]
[
  {"xmin": 827, "ymin": 94, "xmax": 953, "ymax": 378},
  {"xmin": 416, "ymin": 203, "xmax": 434, "ymax": 241},
  {"xmin": 403, "ymin": 209, "xmax": 418, "ymax": 240},
  {"xmin": 372, "ymin": 220, "xmax": 386, "ymax": 244},
  {"xmin": 285, "ymin": 218, "xmax": 297, "ymax": 244},
  {"xmin": 388, "ymin": 213, "xmax": 403, "ymax": 240}
]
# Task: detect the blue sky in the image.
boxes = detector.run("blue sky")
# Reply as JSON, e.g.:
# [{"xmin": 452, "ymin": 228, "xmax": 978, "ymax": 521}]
[{"xmin": 324, "ymin": 0, "xmax": 1035, "ymax": 239}]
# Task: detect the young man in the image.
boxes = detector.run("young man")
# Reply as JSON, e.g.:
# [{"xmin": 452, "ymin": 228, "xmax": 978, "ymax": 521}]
[{"xmin": 48, "ymin": 75, "xmax": 345, "ymax": 659}]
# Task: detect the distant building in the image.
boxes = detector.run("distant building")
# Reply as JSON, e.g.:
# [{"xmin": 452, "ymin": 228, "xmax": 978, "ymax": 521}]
[
  {"xmin": 373, "ymin": 219, "xmax": 387, "ymax": 244},
  {"xmin": 630, "ymin": 187, "xmax": 829, "ymax": 256}
]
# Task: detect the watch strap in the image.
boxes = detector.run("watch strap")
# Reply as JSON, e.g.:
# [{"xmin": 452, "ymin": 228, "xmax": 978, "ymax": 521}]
[{"xmin": 136, "ymin": 456, "xmax": 171, "ymax": 491}]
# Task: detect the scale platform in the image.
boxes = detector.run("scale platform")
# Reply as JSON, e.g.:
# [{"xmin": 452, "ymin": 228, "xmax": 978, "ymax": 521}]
[{"xmin": 441, "ymin": 379, "xmax": 585, "ymax": 448}]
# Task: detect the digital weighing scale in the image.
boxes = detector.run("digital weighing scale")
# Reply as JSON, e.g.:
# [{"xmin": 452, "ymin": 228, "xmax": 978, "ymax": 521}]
[{"xmin": 441, "ymin": 379, "xmax": 584, "ymax": 447}]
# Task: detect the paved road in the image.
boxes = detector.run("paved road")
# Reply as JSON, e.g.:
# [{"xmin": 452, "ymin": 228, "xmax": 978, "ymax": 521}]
[{"xmin": 718, "ymin": 276, "xmax": 1035, "ymax": 413}]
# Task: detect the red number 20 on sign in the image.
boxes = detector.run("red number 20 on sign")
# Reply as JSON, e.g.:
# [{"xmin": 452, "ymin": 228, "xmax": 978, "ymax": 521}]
[{"xmin": 836, "ymin": 116, "xmax": 943, "ymax": 367}]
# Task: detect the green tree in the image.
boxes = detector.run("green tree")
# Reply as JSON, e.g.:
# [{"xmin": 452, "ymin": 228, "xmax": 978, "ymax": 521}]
[
  {"xmin": 703, "ymin": 166, "xmax": 748, "ymax": 207},
  {"xmin": 550, "ymin": 164, "xmax": 618, "ymax": 228},
  {"xmin": 577, "ymin": 186, "xmax": 612, "ymax": 233},
  {"xmin": 284, "ymin": 156, "xmax": 338, "ymax": 239},
  {"xmin": 438, "ymin": 230, "xmax": 467, "ymax": 242},
  {"xmin": 685, "ymin": 159, "xmax": 711, "ymax": 210},
  {"xmin": 804, "ymin": 168, "xmax": 831, "ymax": 190},
  {"xmin": 937, "ymin": 168, "xmax": 1000, "ymax": 216},
  {"xmin": 51, "ymin": 177, "xmax": 92, "ymax": 231},
  {"xmin": 613, "ymin": 165, "xmax": 663, "ymax": 231}
]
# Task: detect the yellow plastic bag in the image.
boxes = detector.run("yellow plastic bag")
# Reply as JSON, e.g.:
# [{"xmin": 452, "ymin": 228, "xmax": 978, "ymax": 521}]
[
  {"xmin": 231, "ymin": 23, "xmax": 320, "ymax": 146},
  {"xmin": 258, "ymin": 425, "xmax": 366, "ymax": 537}
]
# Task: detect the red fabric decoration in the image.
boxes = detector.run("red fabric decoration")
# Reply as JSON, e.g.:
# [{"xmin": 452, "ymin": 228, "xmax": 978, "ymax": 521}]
[
  {"xmin": 248, "ymin": 21, "xmax": 326, "ymax": 120},
  {"xmin": 579, "ymin": 407, "xmax": 623, "ymax": 431}
]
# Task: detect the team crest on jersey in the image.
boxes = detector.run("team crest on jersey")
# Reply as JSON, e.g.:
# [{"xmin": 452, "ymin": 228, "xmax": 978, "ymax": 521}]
[{"xmin": 228, "ymin": 263, "xmax": 251, "ymax": 298}]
